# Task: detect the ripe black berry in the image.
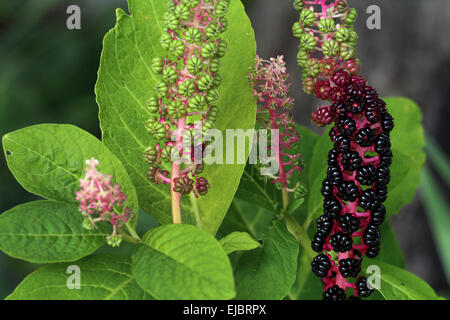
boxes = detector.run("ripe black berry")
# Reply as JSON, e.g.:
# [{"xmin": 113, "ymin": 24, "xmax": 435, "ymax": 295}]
[
  {"xmin": 328, "ymin": 149, "xmax": 340, "ymax": 167},
  {"xmin": 363, "ymin": 223, "xmax": 381, "ymax": 247},
  {"xmin": 337, "ymin": 117, "xmax": 357, "ymax": 136},
  {"xmin": 324, "ymin": 197, "xmax": 342, "ymax": 218},
  {"xmin": 382, "ymin": 113, "xmax": 394, "ymax": 133},
  {"xmin": 356, "ymin": 165, "xmax": 376, "ymax": 185},
  {"xmin": 375, "ymin": 133, "xmax": 391, "ymax": 155},
  {"xmin": 355, "ymin": 127, "xmax": 376, "ymax": 147},
  {"xmin": 339, "ymin": 258, "xmax": 361, "ymax": 278},
  {"xmin": 341, "ymin": 151, "xmax": 362, "ymax": 171},
  {"xmin": 364, "ymin": 86, "xmax": 378, "ymax": 104},
  {"xmin": 317, "ymin": 214, "xmax": 333, "ymax": 234},
  {"xmin": 337, "ymin": 181, "xmax": 360, "ymax": 202},
  {"xmin": 321, "ymin": 179, "xmax": 334, "ymax": 198},
  {"xmin": 366, "ymin": 244, "xmax": 380, "ymax": 258},
  {"xmin": 371, "ymin": 204, "xmax": 386, "ymax": 225},
  {"xmin": 312, "ymin": 231, "xmax": 327, "ymax": 252},
  {"xmin": 331, "ymin": 232, "xmax": 353, "ymax": 253},
  {"xmin": 334, "ymin": 135, "xmax": 351, "ymax": 152},
  {"xmin": 379, "ymin": 149, "xmax": 393, "ymax": 167},
  {"xmin": 374, "ymin": 166, "xmax": 390, "ymax": 186},
  {"xmin": 345, "ymin": 97, "xmax": 364, "ymax": 114},
  {"xmin": 375, "ymin": 184, "xmax": 388, "ymax": 202},
  {"xmin": 312, "ymin": 254, "xmax": 332, "ymax": 277},
  {"xmin": 338, "ymin": 213, "xmax": 360, "ymax": 234},
  {"xmin": 357, "ymin": 277, "xmax": 374, "ymax": 297},
  {"xmin": 327, "ymin": 165, "xmax": 342, "ymax": 185},
  {"xmin": 358, "ymin": 188, "xmax": 378, "ymax": 210},
  {"xmin": 323, "ymin": 285, "xmax": 346, "ymax": 300}
]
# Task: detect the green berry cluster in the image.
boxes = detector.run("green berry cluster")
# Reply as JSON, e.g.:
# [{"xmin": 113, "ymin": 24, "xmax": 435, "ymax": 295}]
[
  {"xmin": 144, "ymin": 0, "xmax": 230, "ymax": 196},
  {"xmin": 292, "ymin": 0, "xmax": 359, "ymax": 92}
]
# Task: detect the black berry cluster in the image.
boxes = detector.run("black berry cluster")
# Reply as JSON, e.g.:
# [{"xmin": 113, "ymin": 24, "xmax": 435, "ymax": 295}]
[{"xmin": 310, "ymin": 69, "xmax": 394, "ymax": 300}]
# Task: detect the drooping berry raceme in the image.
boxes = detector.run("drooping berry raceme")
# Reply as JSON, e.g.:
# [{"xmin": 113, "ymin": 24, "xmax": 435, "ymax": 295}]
[
  {"xmin": 293, "ymin": 0, "xmax": 394, "ymax": 299},
  {"xmin": 249, "ymin": 55, "xmax": 305, "ymax": 209},
  {"xmin": 75, "ymin": 158, "xmax": 133, "ymax": 247},
  {"xmin": 145, "ymin": 0, "xmax": 230, "ymax": 222}
]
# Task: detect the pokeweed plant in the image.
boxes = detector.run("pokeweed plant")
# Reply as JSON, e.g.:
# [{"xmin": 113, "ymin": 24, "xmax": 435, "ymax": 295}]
[{"xmin": 0, "ymin": 0, "xmax": 444, "ymax": 301}]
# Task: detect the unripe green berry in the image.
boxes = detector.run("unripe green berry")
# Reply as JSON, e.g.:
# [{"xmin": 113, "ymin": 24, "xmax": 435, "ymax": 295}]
[
  {"xmin": 293, "ymin": 0, "xmax": 304, "ymax": 11},
  {"xmin": 168, "ymin": 100, "xmax": 186, "ymax": 119},
  {"xmin": 340, "ymin": 43, "xmax": 355, "ymax": 60},
  {"xmin": 146, "ymin": 121, "xmax": 166, "ymax": 140},
  {"xmin": 169, "ymin": 39, "xmax": 185, "ymax": 57},
  {"xmin": 217, "ymin": 40, "xmax": 227, "ymax": 58},
  {"xmin": 300, "ymin": 9, "xmax": 315, "ymax": 27},
  {"xmin": 205, "ymin": 23, "xmax": 221, "ymax": 38},
  {"xmin": 322, "ymin": 40, "xmax": 339, "ymax": 57},
  {"xmin": 178, "ymin": 80, "xmax": 195, "ymax": 97},
  {"xmin": 163, "ymin": 12, "xmax": 179, "ymax": 30},
  {"xmin": 336, "ymin": 0, "xmax": 349, "ymax": 13},
  {"xmin": 146, "ymin": 96, "xmax": 160, "ymax": 113},
  {"xmin": 306, "ymin": 59, "xmax": 321, "ymax": 77},
  {"xmin": 160, "ymin": 32, "xmax": 172, "ymax": 50},
  {"xmin": 296, "ymin": 49, "xmax": 309, "ymax": 68},
  {"xmin": 208, "ymin": 105, "xmax": 219, "ymax": 120},
  {"xmin": 155, "ymin": 81, "xmax": 169, "ymax": 98},
  {"xmin": 300, "ymin": 33, "xmax": 316, "ymax": 51},
  {"xmin": 209, "ymin": 58, "xmax": 221, "ymax": 73},
  {"xmin": 318, "ymin": 18, "xmax": 335, "ymax": 33},
  {"xmin": 174, "ymin": 3, "xmax": 190, "ymax": 20},
  {"xmin": 185, "ymin": 0, "xmax": 200, "ymax": 8},
  {"xmin": 336, "ymin": 27, "xmax": 350, "ymax": 42},
  {"xmin": 187, "ymin": 56, "xmax": 204, "ymax": 75},
  {"xmin": 185, "ymin": 27, "xmax": 202, "ymax": 43},
  {"xmin": 302, "ymin": 77, "xmax": 315, "ymax": 95},
  {"xmin": 161, "ymin": 145, "xmax": 173, "ymax": 161},
  {"xmin": 216, "ymin": 1, "xmax": 229, "ymax": 17},
  {"xmin": 213, "ymin": 74, "xmax": 222, "ymax": 88},
  {"xmin": 151, "ymin": 57, "xmax": 163, "ymax": 73},
  {"xmin": 201, "ymin": 42, "xmax": 217, "ymax": 59},
  {"xmin": 219, "ymin": 17, "xmax": 228, "ymax": 32},
  {"xmin": 292, "ymin": 22, "xmax": 304, "ymax": 38},
  {"xmin": 144, "ymin": 146, "xmax": 158, "ymax": 164},
  {"xmin": 197, "ymin": 74, "xmax": 214, "ymax": 91},
  {"xmin": 344, "ymin": 8, "xmax": 357, "ymax": 25},
  {"xmin": 162, "ymin": 67, "xmax": 178, "ymax": 84},
  {"xmin": 189, "ymin": 95, "xmax": 207, "ymax": 111},
  {"xmin": 206, "ymin": 89, "xmax": 220, "ymax": 106}
]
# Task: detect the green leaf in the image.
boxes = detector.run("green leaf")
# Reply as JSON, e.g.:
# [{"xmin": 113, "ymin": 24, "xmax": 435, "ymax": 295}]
[
  {"xmin": 131, "ymin": 224, "xmax": 235, "ymax": 300},
  {"xmin": 2, "ymin": 124, "xmax": 139, "ymax": 225},
  {"xmin": 361, "ymin": 259, "xmax": 441, "ymax": 300},
  {"xmin": 304, "ymin": 97, "xmax": 425, "ymax": 228},
  {"xmin": 420, "ymin": 168, "xmax": 450, "ymax": 285},
  {"xmin": 217, "ymin": 198, "xmax": 276, "ymax": 241},
  {"xmin": 6, "ymin": 254, "xmax": 151, "ymax": 300},
  {"xmin": 383, "ymin": 97, "xmax": 426, "ymax": 217},
  {"xmin": 0, "ymin": 201, "xmax": 107, "ymax": 263},
  {"xmin": 219, "ymin": 231, "xmax": 260, "ymax": 254},
  {"xmin": 233, "ymin": 220, "xmax": 299, "ymax": 299},
  {"xmin": 95, "ymin": 0, "xmax": 257, "ymax": 234}
]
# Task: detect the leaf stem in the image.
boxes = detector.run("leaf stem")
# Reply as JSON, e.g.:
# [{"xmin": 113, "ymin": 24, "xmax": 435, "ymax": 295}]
[
  {"xmin": 285, "ymin": 215, "xmax": 315, "ymax": 260},
  {"xmin": 119, "ymin": 230, "xmax": 142, "ymax": 245}
]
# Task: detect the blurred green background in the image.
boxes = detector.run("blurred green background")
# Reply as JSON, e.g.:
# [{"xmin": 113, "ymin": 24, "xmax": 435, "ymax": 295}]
[{"xmin": 0, "ymin": 0, "xmax": 449, "ymax": 299}]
